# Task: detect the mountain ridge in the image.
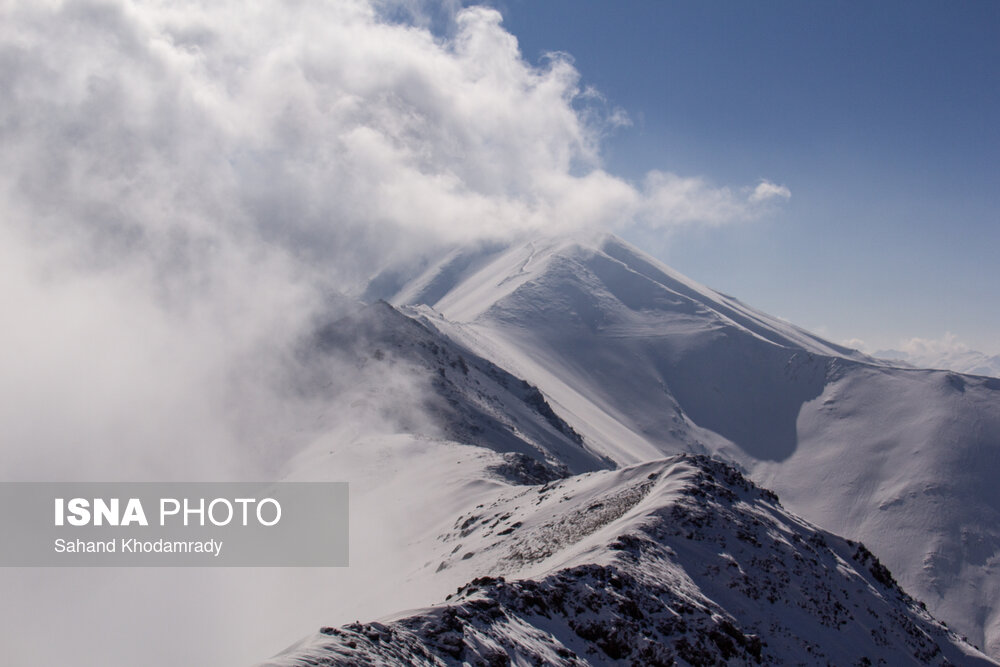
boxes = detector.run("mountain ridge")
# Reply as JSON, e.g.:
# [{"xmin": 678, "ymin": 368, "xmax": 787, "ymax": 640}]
[{"xmin": 263, "ymin": 455, "xmax": 995, "ymax": 666}]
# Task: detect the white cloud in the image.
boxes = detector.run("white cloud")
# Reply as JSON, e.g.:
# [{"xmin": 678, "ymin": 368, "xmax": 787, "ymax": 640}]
[
  {"xmin": 841, "ymin": 337, "xmax": 868, "ymax": 351},
  {"xmin": 1, "ymin": 0, "xmax": 788, "ymax": 285},
  {"xmin": 750, "ymin": 179, "xmax": 792, "ymax": 203},
  {"xmin": 638, "ymin": 172, "xmax": 790, "ymax": 228},
  {"xmin": 897, "ymin": 332, "xmax": 969, "ymax": 358}
]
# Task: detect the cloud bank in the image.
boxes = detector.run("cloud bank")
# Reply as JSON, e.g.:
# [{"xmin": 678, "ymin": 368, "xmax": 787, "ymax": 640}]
[
  {"xmin": 0, "ymin": 2, "xmax": 792, "ymax": 664},
  {"xmin": 2, "ymin": 0, "xmax": 788, "ymax": 278},
  {"xmin": 0, "ymin": 0, "xmax": 792, "ymax": 475}
]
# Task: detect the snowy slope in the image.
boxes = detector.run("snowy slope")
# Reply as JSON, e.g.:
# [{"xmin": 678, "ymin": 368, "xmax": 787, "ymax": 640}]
[
  {"xmin": 374, "ymin": 233, "xmax": 1000, "ymax": 657},
  {"xmin": 262, "ymin": 456, "xmax": 995, "ymax": 666}
]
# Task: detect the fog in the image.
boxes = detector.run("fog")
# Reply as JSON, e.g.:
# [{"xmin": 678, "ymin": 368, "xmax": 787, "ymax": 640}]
[{"xmin": 0, "ymin": 1, "xmax": 788, "ymax": 663}]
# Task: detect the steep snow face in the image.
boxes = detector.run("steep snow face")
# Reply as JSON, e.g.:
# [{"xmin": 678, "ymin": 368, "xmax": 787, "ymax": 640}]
[
  {"xmin": 383, "ymin": 234, "xmax": 1000, "ymax": 657},
  {"xmin": 262, "ymin": 456, "xmax": 996, "ymax": 666}
]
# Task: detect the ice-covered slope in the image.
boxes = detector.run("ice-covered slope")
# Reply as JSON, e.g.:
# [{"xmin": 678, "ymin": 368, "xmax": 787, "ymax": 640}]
[
  {"xmin": 378, "ymin": 234, "xmax": 1000, "ymax": 657},
  {"xmin": 263, "ymin": 456, "xmax": 995, "ymax": 666}
]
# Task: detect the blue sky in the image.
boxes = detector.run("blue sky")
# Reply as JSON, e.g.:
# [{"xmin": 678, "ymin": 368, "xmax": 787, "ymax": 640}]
[{"xmin": 492, "ymin": 0, "xmax": 999, "ymax": 354}]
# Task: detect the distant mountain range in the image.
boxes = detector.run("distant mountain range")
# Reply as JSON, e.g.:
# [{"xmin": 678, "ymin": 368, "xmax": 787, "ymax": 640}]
[
  {"xmin": 260, "ymin": 234, "xmax": 1000, "ymax": 664},
  {"xmin": 874, "ymin": 346, "xmax": 1000, "ymax": 379}
]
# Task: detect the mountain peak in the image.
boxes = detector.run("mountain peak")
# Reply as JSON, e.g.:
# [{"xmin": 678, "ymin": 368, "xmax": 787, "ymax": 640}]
[{"xmin": 379, "ymin": 233, "xmax": 867, "ymax": 363}]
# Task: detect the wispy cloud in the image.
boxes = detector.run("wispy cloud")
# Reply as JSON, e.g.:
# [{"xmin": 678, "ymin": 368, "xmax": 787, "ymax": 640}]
[
  {"xmin": 750, "ymin": 180, "xmax": 792, "ymax": 203},
  {"xmin": 897, "ymin": 332, "xmax": 971, "ymax": 358},
  {"xmin": 639, "ymin": 173, "xmax": 791, "ymax": 228}
]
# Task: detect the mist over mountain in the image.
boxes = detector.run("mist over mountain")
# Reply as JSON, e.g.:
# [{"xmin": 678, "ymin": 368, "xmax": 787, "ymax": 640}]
[
  {"xmin": 1, "ymin": 1, "xmax": 994, "ymax": 665},
  {"xmin": 259, "ymin": 233, "xmax": 1000, "ymax": 664}
]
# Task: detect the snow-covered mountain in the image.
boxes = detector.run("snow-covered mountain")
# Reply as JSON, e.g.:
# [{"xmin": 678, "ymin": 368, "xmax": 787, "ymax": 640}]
[
  {"xmin": 262, "ymin": 233, "xmax": 1000, "ymax": 663},
  {"xmin": 372, "ymin": 234, "xmax": 1000, "ymax": 659},
  {"xmin": 265, "ymin": 456, "xmax": 993, "ymax": 666}
]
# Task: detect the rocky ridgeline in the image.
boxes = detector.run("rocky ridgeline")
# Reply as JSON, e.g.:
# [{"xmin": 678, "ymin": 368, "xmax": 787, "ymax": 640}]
[{"xmin": 262, "ymin": 455, "xmax": 992, "ymax": 666}]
